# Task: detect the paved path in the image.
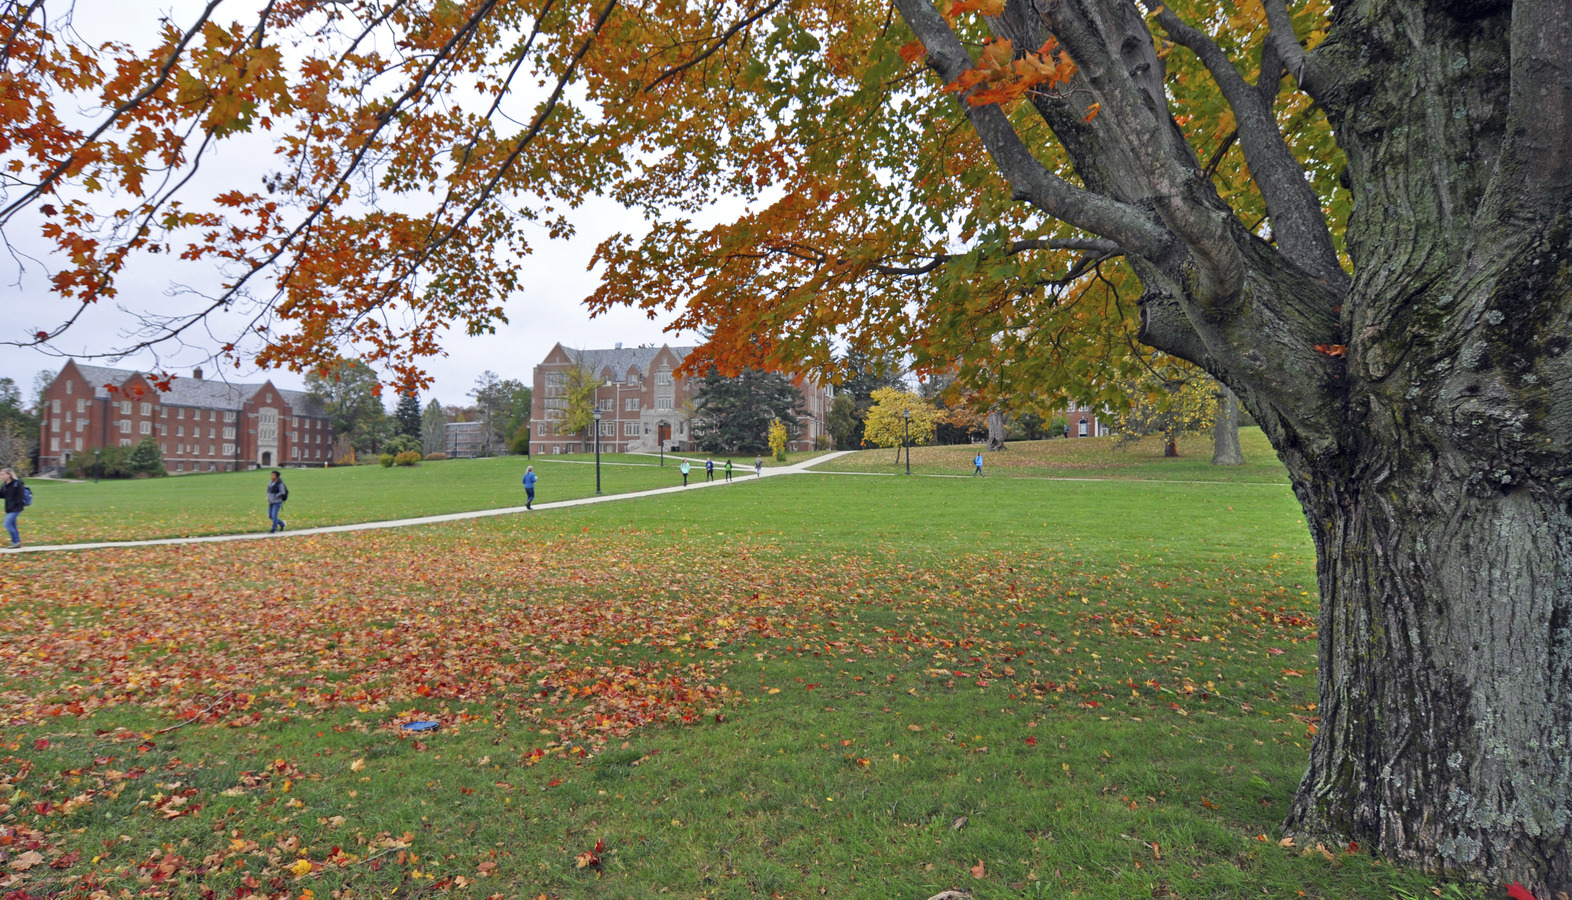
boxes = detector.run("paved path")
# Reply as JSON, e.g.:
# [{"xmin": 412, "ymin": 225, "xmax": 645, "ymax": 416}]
[{"xmin": 7, "ymin": 452, "xmax": 860, "ymax": 555}]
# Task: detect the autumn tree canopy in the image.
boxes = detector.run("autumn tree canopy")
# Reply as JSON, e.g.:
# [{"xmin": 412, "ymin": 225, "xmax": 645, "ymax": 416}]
[{"xmin": 5, "ymin": 0, "xmax": 1572, "ymax": 891}]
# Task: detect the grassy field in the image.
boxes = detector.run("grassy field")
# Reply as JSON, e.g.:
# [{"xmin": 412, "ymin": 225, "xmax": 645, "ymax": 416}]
[
  {"xmin": 16, "ymin": 454, "xmax": 709, "ymax": 545},
  {"xmin": 831, "ymin": 428, "xmax": 1291, "ymax": 484},
  {"xmin": 0, "ymin": 455, "xmax": 1486, "ymax": 899}
]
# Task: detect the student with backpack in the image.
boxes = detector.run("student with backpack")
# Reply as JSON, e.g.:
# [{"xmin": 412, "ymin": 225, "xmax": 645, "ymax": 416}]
[
  {"xmin": 679, "ymin": 460, "xmax": 691, "ymax": 486},
  {"xmin": 266, "ymin": 470, "xmax": 289, "ymax": 533},
  {"xmin": 1, "ymin": 467, "xmax": 28, "ymax": 549},
  {"xmin": 522, "ymin": 465, "xmax": 537, "ymax": 509}
]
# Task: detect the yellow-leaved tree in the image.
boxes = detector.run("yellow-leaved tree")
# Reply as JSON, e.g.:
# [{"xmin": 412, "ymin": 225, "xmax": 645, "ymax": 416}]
[
  {"xmin": 862, "ymin": 388, "xmax": 936, "ymax": 462},
  {"xmin": 767, "ymin": 419, "xmax": 788, "ymax": 462},
  {"xmin": 1111, "ymin": 367, "xmax": 1221, "ymax": 457}
]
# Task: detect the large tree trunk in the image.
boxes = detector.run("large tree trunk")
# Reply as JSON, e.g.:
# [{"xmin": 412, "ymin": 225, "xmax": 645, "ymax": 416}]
[
  {"xmin": 985, "ymin": 410, "xmax": 1006, "ymax": 451},
  {"xmin": 1211, "ymin": 387, "xmax": 1242, "ymax": 466},
  {"xmin": 895, "ymin": 0, "xmax": 1572, "ymax": 888},
  {"xmin": 1287, "ymin": 455, "xmax": 1572, "ymax": 890}
]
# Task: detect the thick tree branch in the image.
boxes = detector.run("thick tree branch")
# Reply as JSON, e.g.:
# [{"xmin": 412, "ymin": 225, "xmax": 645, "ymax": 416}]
[
  {"xmin": 868, "ymin": 237, "xmax": 1120, "ymax": 275},
  {"xmin": 1149, "ymin": 3, "xmax": 1347, "ymax": 290},
  {"xmin": 891, "ymin": 0, "xmax": 1171, "ymax": 259},
  {"xmin": 1048, "ymin": 0, "xmax": 1245, "ymax": 306},
  {"xmin": 1262, "ymin": 0, "xmax": 1327, "ymax": 101},
  {"xmin": 1480, "ymin": 0, "xmax": 1572, "ymax": 219}
]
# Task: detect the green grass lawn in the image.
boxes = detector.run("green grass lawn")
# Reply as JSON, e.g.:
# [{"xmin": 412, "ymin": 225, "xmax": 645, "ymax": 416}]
[
  {"xmin": 0, "ymin": 449, "xmax": 1481, "ymax": 899},
  {"xmin": 831, "ymin": 427, "xmax": 1291, "ymax": 484},
  {"xmin": 17, "ymin": 454, "xmax": 695, "ymax": 544}
]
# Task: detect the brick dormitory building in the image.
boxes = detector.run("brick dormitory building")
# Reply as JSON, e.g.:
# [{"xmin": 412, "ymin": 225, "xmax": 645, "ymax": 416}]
[
  {"xmin": 530, "ymin": 343, "xmax": 833, "ymax": 455},
  {"xmin": 37, "ymin": 360, "xmax": 334, "ymax": 474}
]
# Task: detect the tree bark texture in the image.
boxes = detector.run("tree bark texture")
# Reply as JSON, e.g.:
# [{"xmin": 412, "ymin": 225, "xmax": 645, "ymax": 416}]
[
  {"xmin": 986, "ymin": 410, "xmax": 1007, "ymax": 451},
  {"xmin": 1212, "ymin": 387, "xmax": 1243, "ymax": 466},
  {"xmin": 893, "ymin": 0, "xmax": 1572, "ymax": 889}
]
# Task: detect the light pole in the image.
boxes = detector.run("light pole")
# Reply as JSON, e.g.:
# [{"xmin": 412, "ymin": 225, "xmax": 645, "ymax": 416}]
[
  {"xmin": 903, "ymin": 408, "xmax": 911, "ymax": 476},
  {"xmin": 592, "ymin": 409, "xmax": 603, "ymax": 495},
  {"xmin": 93, "ymin": 448, "xmax": 100, "ymax": 484},
  {"xmin": 658, "ymin": 420, "xmax": 666, "ymax": 466}
]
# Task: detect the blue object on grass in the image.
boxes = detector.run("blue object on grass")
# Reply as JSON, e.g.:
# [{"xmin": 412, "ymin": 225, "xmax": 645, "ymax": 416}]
[{"xmin": 401, "ymin": 720, "xmax": 440, "ymax": 732}]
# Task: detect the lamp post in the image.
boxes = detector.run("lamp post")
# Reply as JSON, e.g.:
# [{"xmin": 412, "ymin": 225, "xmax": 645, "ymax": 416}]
[
  {"xmin": 903, "ymin": 408, "xmax": 911, "ymax": 476},
  {"xmin": 658, "ymin": 420, "xmax": 666, "ymax": 466},
  {"xmin": 592, "ymin": 409, "xmax": 603, "ymax": 495},
  {"xmin": 93, "ymin": 448, "xmax": 100, "ymax": 484}
]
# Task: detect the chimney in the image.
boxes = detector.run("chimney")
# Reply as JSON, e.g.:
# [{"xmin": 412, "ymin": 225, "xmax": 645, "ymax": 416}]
[
  {"xmin": 615, "ymin": 342, "xmax": 623, "ymax": 349},
  {"xmin": 192, "ymin": 366, "xmax": 203, "ymax": 381}
]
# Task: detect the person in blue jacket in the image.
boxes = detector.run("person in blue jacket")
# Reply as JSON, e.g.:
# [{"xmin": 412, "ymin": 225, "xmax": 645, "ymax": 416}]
[
  {"xmin": 973, "ymin": 452, "xmax": 984, "ymax": 477},
  {"xmin": 1, "ymin": 468, "xmax": 26, "ymax": 549},
  {"xmin": 522, "ymin": 465, "xmax": 537, "ymax": 509},
  {"xmin": 679, "ymin": 460, "xmax": 691, "ymax": 486},
  {"xmin": 266, "ymin": 470, "xmax": 288, "ymax": 532}
]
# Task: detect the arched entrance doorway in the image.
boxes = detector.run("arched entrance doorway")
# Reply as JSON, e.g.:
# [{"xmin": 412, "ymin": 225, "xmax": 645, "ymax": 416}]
[{"xmin": 261, "ymin": 451, "xmax": 272, "ymax": 466}]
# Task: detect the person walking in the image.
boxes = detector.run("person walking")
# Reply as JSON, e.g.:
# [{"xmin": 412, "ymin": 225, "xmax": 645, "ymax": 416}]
[
  {"xmin": 973, "ymin": 452, "xmax": 984, "ymax": 477},
  {"xmin": 266, "ymin": 470, "xmax": 288, "ymax": 533},
  {"xmin": 705, "ymin": 457, "xmax": 715, "ymax": 482},
  {"xmin": 1, "ymin": 468, "xmax": 26, "ymax": 549},
  {"xmin": 724, "ymin": 459, "xmax": 733, "ymax": 482},
  {"xmin": 754, "ymin": 455, "xmax": 763, "ymax": 477},
  {"xmin": 522, "ymin": 465, "xmax": 537, "ymax": 510},
  {"xmin": 679, "ymin": 460, "xmax": 691, "ymax": 486}
]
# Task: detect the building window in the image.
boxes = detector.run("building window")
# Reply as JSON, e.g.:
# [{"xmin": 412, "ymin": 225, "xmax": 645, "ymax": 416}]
[
  {"xmin": 140, "ymin": 421, "xmax": 151, "ymax": 435},
  {"xmin": 76, "ymin": 419, "xmax": 85, "ymax": 431},
  {"xmin": 209, "ymin": 427, "xmax": 216, "ymax": 439},
  {"xmin": 657, "ymin": 368, "xmax": 672, "ymax": 385},
  {"xmin": 76, "ymin": 399, "xmax": 85, "ymax": 413},
  {"xmin": 178, "ymin": 408, "xmax": 185, "ymax": 419},
  {"xmin": 599, "ymin": 398, "xmax": 614, "ymax": 411},
  {"xmin": 140, "ymin": 402, "xmax": 152, "ymax": 415},
  {"xmin": 177, "ymin": 426, "xmax": 185, "ymax": 437},
  {"xmin": 546, "ymin": 372, "xmax": 566, "ymax": 386},
  {"xmin": 51, "ymin": 418, "xmax": 61, "ymax": 433},
  {"xmin": 625, "ymin": 398, "xmax": 639, "ymax": 410},
  {"xmin": 161, "ymin": 443, "xmax": 167, "ymax": 453},
  {"xmin": 119, "ymin": 420, "xmax": 131, "ymax": 434},
  {"xmin": 657, "ymin": 397, "xmax": 673, "ymax": 410},
  {"xmin": 623, "ymin": 421, "xmax": 639, "ymax": 436},
  {"xmin": 289, "ymin": 431, "xmax": 297, "ymax": 442},
  {"xmin": 224, "ymin": 427, "xmax": 235, "ymax": 439},
  {"xmin": 50, "ymin": 437, "xmax": 59, "ymax": 452},
  {"xmin": 223, "ymin": 443, "xmax": 234, "ymax": 455},
  {"xmin": 52, "ymin": 399, "xmax": 61, "ymax": 413},
  {"xmin": 119, "ymin": 438, "xmax": 131, "ymax": 447},
  {"xmin": 224, "ymin": 411, "xmax": 236, "ymax": 422},
  {"xmin": 65, "ymin": 381, "xmax": 71, "ymax": 395},
  {"xmin": 120, "ymin": 400, "xmax": 131, "ymax": 415},
  {"xmin": 599, "ymin": 421, "xmax": 614, "ymax": 436},
  {"xmin": 176, "ymin": 462, "xmax": 183, "ymax": 472},
  {"xmin": 74, "ymin": 437, "xmax": 82, "ymax": 451}
]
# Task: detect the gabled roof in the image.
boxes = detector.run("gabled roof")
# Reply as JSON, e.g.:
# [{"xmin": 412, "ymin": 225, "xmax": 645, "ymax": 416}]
[
  {"xmin": 58, "ymin": 362, "xmax": 325, "ymax": 416},
  {"xmin": 561, "ymin": 345, "xmax": 693, "ymax": 379}
]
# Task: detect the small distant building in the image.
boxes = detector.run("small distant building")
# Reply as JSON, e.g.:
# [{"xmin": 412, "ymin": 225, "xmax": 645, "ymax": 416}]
[
  {"xmin": 37, "ymin": 360, "xmax": 333, "ymax": 473},
  {"xmin": 443, "ymin": 420, "xmax": 487, "ymax": 458},
  {"xmin": 530, "ymin": 343, "xmax": 833, "ymax": 455},
  {"xmin": 1061, "ymin": 402, "xmax": 1111, "ymax": 438}
]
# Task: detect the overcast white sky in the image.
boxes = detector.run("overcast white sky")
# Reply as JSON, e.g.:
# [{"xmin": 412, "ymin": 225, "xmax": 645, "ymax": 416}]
[{"xmin": 0, "ymin": 1, "xmax": 689, "ymax": 408}]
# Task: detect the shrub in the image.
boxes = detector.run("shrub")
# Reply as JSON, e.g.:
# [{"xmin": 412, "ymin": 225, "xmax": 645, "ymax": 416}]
[
  {"xmin": 423, "ymin": 451, "xmax": 450, "ymax": 461},
  {"xmin": 126, "ymin": 437, "xmax": 167, "ymax": 476},
  {"xmin": 815, "ymin": 434, "xmax": 832, "ymax": 451},
  {"xmin": 384, "ymin": 433, "xmax": 422, "ymax": 455},
  {"xmin": 63, "ymin": 442, "xmax": 165, "ymax": 478},
  {"xmin": 394, "ymin": 450, "xmax": 422, "ymax": 466},
  {"xmin": 335, "ymin": 451, "xmax": 358, "ymax": 466},
  {"xmin": 379, "ymin": 453, "xmax": 395, "ymax": 467}
]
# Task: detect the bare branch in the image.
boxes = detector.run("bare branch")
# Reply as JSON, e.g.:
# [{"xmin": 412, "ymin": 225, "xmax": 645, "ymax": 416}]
[{"xmin": 1262, "ymin": 0, "xmax": 1326, "ymax": 100}]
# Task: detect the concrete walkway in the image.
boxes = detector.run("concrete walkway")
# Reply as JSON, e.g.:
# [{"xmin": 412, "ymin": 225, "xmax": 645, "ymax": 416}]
[{"xmin": 7, "ymin": 451, "xmax": 860, "ymax": 555}]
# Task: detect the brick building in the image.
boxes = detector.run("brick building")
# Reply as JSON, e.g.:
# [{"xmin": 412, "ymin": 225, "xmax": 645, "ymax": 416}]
[
  {"xmin": 1061, "ymin": 401, "xmax": 1112, "ymax": 438},
  {"xmin": 37, "ymin": 360, "xmax": 334, "ymax": 473},
  {"xmin": 530, "ymin": 343, "xmax": 833, "ymax": 455}
]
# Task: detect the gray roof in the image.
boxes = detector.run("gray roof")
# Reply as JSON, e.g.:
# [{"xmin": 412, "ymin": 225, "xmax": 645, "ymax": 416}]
[
  {"xmin": 562, "ymin": 345, "xmax": 693, "ymax": 379},
  {"xmin": 66, "ymin": 362, "xmax": 325, "ymax": 417}
]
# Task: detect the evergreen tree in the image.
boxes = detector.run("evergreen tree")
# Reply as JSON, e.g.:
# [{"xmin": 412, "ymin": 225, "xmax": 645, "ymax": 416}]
[
  {"xmin": 394, "ymin": 392, "xmax": 422, "ymax": 438},
  {"xmin": 420, "ymin": 399, "xmax": 447, "ymax": 456},
  {"xmin": 691, "ymin": 368, "xmax": 804, "ymax": 454}
]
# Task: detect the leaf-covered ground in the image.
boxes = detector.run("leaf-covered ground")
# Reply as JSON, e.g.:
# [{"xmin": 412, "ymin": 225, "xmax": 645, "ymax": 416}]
[
  {"xmin": 829, "ymin": 428, "xmax": 1291, "ymax": 484},
  {"xmin": 0, "ymin": 473, "xmax": 1483, "ymax": 899}
]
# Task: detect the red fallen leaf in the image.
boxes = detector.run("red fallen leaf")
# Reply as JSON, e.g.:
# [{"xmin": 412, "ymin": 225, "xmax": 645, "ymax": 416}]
[
  {"xmin": 575, "ymin": 838, "xmax": 605, "ymax": 868},
  {"xmin": 460, "ymin": 787, "xmax": 474, "ymax": 795},
  {"xmin": 51, "ymin": 849, "xmax": 81, "ymax": 869},
  {"xmin": 1267, "ymin": 647, "xmax": 1285, "ymax": 656},
  {"xmin": 546, "ymin": 779, "xmax": 562, "ymax": 788},
  {"xmin": 1507, "ymin": 884, "xmax": 1539, "ymax": 900},
  {"xmin": 970, "ymin": 859, "xmax": 987, "ymax": 878},
  {"xmin": 1024, "ymin": 736, "xmax": 1037, "ymax": 746},
  {"xmin": 1314, "ymin": 343, "xmax": 1347, "ymax": 357},
  {"xmin": 412, "ymin": 740, "xmax": 429, "ymax": 752},
  {"xmin": 1345, "ymin": 841, "xmax": 1359, "ymax": 855},
  {"xmin": 33, "ymin": 738, "xmax": 49, "ymax": 751},
  {"xmin": 33, "ymin": 801, "xmax": 52, "ymax": 814},
  {"xmin": 1201, "ymin": 798, "xmax": 1220, "ymax": 809}
]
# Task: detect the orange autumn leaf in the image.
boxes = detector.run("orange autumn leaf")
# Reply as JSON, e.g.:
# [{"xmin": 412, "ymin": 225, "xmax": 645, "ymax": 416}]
[{"xmin": 970, "ymin": 859, "xmax": 987, "ymax": 878}]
